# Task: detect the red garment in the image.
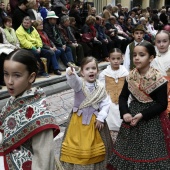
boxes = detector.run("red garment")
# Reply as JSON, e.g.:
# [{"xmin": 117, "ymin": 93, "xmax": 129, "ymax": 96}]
[
  {"xmin": 38, "ymin": 30, "xmax": 52, "ymax": 47},
  {"xmin": 89, "ymin": 25, "xmax": 96, "ymax": 37}
]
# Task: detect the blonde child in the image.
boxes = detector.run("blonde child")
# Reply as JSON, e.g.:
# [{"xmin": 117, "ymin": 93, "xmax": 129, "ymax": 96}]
[
  {"xmin": 151, "ymin": 30, "xmax": 170, "ymax": 116},
  {"xmin": 0, "ymin": 49, "xmax": 60, "ymax": 170},
  {"xmin": 99, "ymin": 48, "xmax": 129, "ymax": 143},
  {"xmin": 107, "ymin": 42, "xmax": 170, "ymax": 169},
  {"xmin": 60, "ymin": 56, "xmax": 113, "ymax": 170}
]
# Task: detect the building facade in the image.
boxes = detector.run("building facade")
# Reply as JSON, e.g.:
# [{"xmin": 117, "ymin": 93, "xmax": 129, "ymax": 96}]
[
  {"xmin": 87, "ymin": 0, "xmax": 168, "ymax": 14},
  {"xmin": 3, "ymin": 0, "xmax": 170, "ymax": 14}
]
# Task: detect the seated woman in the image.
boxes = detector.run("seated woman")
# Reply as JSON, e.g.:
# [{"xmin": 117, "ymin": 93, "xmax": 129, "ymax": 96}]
[
  {"xmin": 33, "ymin": 20, "xmax": 63, "ymax": 75},
  {"xmin": 39, "ymin": 0, "xmax": 50, "ymax": 20},
  {"xmin": 81, "ymin": 15, "xmax": 103, "ymax": 61},
  {"xmin": 2, "ymin": 16, "xmax": 20, "ymax": 49},
  {"xmin": 69, "ymin": 16, "xmax": 92, "ymax": 57},
  {"xmin": 26, "ymin": 0, "xmax": 42, "ymax": 21},
  {"xmin": 124, "ymin": 17, "xmax": 134, "ymax": 40},
  {"xmin": 58, "ymin": 15, "xmax": 84, "ymax": 66},
  {"xmin": 0, "ymin": 27, "xmax": 17, "ymax": 86}
]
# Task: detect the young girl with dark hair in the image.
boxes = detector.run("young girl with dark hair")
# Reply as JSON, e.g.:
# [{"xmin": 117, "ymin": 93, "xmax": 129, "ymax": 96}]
[
  {"xmin": 0, "ymin": 49, "xmax": 60, "ymax": 170},
  {"xmin": 107, "ymin": 42, "xmax": 170, "ymax": 170},
  {"xmin": 99, "ymin": 48, "xmax": 129, "ymax": 144}
]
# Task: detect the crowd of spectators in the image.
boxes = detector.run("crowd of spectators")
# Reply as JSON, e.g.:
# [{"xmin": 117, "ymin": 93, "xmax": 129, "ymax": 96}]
[{"xmin": 0, "ymin": 0, "xmax": 169, "ymax": 87}]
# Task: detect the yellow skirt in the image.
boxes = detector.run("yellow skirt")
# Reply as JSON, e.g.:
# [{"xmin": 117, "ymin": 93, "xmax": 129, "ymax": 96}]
[{"xmin": 60, "ymin": 113, "xmax": 106, "ymax": 165}]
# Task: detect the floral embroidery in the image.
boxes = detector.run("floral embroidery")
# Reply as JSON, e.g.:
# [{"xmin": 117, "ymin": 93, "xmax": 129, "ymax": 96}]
[
  {"xmin": 22, "ymin": 161, "xmax": 32, "ymax": 170},
  {"xmin": 7, "ymin": 117, "xmax": 16, "ymax": 130},
  {"xmin": 26, "ymin": 107, "xmax": 34, "ymax": 119},
  {"xmin": 19, "ymin": 100, "xmax": 24, "ymax": 104},
  {"xmin": 1, "ymin": 87, "xmax": 60, "ymax": 170},
  {"xmin": 36, "ymin": 120, "xmax": 41, "ymax": 126}
]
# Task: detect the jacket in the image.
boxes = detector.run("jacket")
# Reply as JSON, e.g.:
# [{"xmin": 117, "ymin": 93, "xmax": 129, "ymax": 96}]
[
  {"xmin": 43, "ymin": 20, "xmax": 66, "ymax": 47},
  {"xmin": 16, "ymin": 25, "xmax": 42, "ymax": 49}
]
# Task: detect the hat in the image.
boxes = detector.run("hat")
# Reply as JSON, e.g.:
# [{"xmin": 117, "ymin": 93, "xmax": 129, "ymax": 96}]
[
  {"xmin": 46, "ymin": 11, "xmax": 59, "ymax": 19},
  {"xmin": 133, "ymin": 24, "xmax": 145, "ymax": 33},
  {"xmin": 140, "ymin": 17, "xmax": 146, "ymax": 21}
]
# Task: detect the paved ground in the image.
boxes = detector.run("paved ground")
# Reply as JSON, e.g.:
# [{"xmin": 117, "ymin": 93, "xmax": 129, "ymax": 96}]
[{"xmin": 46, "ymin": 89, "xmax": 74, "ymax": 158}]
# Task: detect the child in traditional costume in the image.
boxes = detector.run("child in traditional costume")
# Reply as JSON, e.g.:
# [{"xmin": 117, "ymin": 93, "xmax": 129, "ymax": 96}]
[
  {"xmin": 99, "ymin": 48, "xmax": 129, "ymax": 144},
  {"xmin": 123, "ymin": 24, "xmax": 148, "ymax": 71},
  {"xmin": 60, "ymin": 56, "xmax": 113, "ymax": 170},
  {"xmin": 151, "ymin": 30, "xmax": 170, "ymax": 115},
  {"xmin": 0, "ymin": 49, "xmax": 60, "ymax": 170},
  {"xmin": 107, "ymin": 42, "xmax": 170, "ymax": 169}
]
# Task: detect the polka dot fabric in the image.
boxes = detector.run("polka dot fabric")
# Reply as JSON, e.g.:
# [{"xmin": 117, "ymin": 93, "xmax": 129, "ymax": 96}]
[{"xmin": 107, "ymin": 100, "xmax": 170, "ymax": 170}]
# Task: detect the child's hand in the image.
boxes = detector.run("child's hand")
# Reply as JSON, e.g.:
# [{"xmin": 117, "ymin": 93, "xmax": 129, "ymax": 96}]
[
  {"xmin": 67, "ymin": 66, "xmax": 74, "ymax": 75},
  {"xmin": 123, "ymin": 113, "xmax": 132, "ymax": 123},
  {"xmin": 130, "ymin": 113, "xmax": 143, "ymax": 126},
  {"xmin": 95, "ymin": 120, "xmax": 104, "ymax": 131}
]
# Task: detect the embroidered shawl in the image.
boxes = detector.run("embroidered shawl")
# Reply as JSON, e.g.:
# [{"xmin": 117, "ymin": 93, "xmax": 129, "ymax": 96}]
[
  {"xmin": 0, "ymin": 87, "xmax": 60, "ymax": 170},
  {"xmin": 79, "ymin": 80, "xmax": 107, "ymax": 110},
  {"xmin": 127, "ymin": 67, "xmax": 167, "ymax": 103}
]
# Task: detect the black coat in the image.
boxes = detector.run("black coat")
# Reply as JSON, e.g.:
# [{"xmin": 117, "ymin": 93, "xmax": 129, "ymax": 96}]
[
  {"xmin": 43, "ymin": 20, "xmax": 66, "ymax": 47},
  {"xmin": 12, "ymin": 6, "xmax": 28, "ymax": 30},
  {"xmin": 160, "ymin": 13, "xmax": 168, "ymax": 25}
]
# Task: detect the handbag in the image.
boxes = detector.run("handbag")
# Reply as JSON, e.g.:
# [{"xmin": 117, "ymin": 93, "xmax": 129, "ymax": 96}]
[{"xmin": 81, "ymin": 33, "xmax": 93, "ymax": 43}]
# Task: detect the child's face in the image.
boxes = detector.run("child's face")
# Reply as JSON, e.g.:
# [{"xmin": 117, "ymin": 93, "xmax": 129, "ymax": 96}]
[
  {"xmin": 155, "ymin": 32, "xmax": 170, "ymax": 53},
  {"xmin": 133, "ymin": 31, "xmax": 144, "ymax": 42},
  {"xmin": 133, "ymin": 46, "xmax": 153, "ymax": 74},
  {"xmin": 4, "ymin": 60, "xmax": 35, "ymax": 97},
  {"xmin": 5, "ymin": 21, "xmax": 12, "ymax": 28},
  {"xmin": 81, "ymin": 60, "xmax": 98, "ymax": 83},
  {"xmin": 109, "ymin": 52, "xmax": 123, "ymax": 70}
]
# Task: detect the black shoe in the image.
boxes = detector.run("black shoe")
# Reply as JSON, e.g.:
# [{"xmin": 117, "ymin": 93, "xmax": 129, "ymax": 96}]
[
  {"xmin": 58, "ymin": 67, "xmax": 65, "ymax": 71},
  {"xmin": 54, "ymin": 69, "xmax": 62, "ymax": 75}
]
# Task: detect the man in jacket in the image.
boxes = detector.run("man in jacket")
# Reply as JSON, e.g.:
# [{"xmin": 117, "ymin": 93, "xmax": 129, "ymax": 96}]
[
  {"xmin": 43, "ymin": 11, "xmax": 78, "ymax": 69},
  {"xmin": 59, "ymin": 15, "xmax": 84, "ymax": 65},
  {"xmin": 16, "ymin": 16, "xmax": 53, "ymax": 77}
]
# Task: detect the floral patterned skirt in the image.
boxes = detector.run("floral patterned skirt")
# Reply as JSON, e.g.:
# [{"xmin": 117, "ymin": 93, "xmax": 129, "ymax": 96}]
[{"xmin": 107, "ymin": 100, "xmax": 170, "ymax": 170}]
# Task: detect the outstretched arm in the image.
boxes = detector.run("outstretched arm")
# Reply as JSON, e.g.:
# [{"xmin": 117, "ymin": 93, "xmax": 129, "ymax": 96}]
[{"xmin": 66, "ymin": 67, "xmax": 82, "ymax": 92}]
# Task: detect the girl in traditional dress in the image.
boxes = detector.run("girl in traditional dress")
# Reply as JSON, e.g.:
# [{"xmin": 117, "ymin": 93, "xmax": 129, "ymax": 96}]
[
  {"xmin": 0, "ymin": 49, "xmax": 60, "ymax": 170},
  {"xmin": 107, "ymin": 42, "xmax": 170, "ymax": 170},
  {"xmin": 151, "ymin": 30, "xmax": 170, "ymax": 115},
  {"xmin": 60, "ymin": 56, "xmax": 113, "ymax": 170},
  {"xmin": 99, "ymin": 48, "xmax": 129, "ymax": 144}
]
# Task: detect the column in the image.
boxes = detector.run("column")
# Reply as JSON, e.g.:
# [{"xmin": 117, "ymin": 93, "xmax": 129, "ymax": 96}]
[
  {"xmin": 93, "ymin": 0, "xmax": 107, "ymax": 14},
  {"xmin": 158, "ymin": 0, "xmax": 165, "ymax": 8},
  {"xmin": 121, "ymin": 0, "xmax": 131, "ymax": 8},
  {"xmin": 142, "ymin": 0, "xmax": 150, "ymax": 8}
]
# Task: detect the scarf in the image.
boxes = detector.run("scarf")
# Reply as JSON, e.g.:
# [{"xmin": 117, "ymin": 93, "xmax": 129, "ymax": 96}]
[
  {"xmin": 0, "ymin": 87, "xmax": 59, "ymax": 154},
  {"xmin": 151, "ymin": 46, "xmax": 170, "ymax": 76},
  {"xmin": 38, "ymin": 30, "xmax": 52, "ymax": 47},
  {"xmin": 101, "ymin": 65, "xmax": 129, "ymax": 83},
  {"xmin": 3, "ymin": 27, "xmax": 18, "ymax": 45},
  {"xmin": 79, "ymin": 80, "xmax": 107, "ymax": 110},
  {"xmin": 127, "ymin": 67, "xmax": 167, "ymax": 103},
  {"xmin": 0, "ymin": 87, "xmax": 60, "ymax": 169},
  {"xmin": 89, "ymin": 24, "xmax": 96, "ymax": 37}
]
